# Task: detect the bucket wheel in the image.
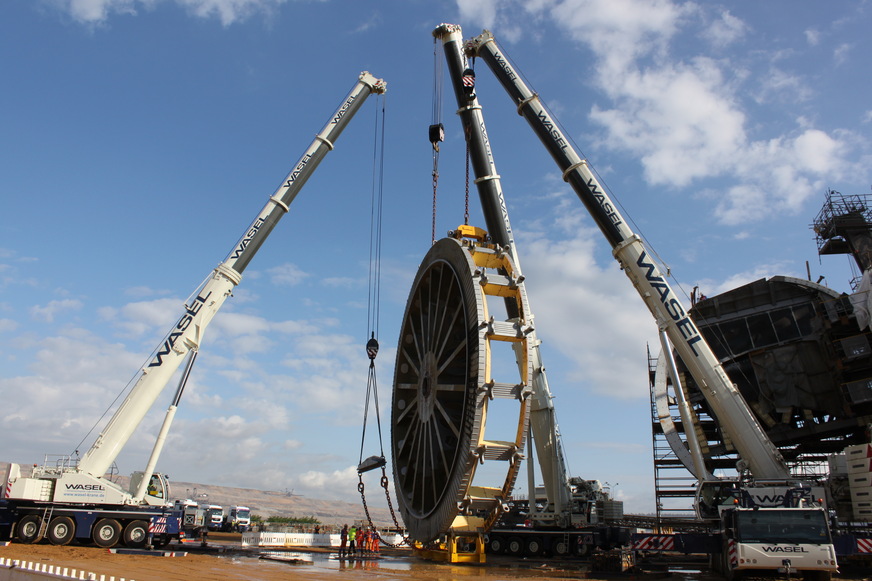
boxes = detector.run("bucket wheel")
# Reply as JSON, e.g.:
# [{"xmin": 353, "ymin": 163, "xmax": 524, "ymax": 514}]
[{"xmin": 391, "ymin": 230, "xmax": 533, "ymax": 542}]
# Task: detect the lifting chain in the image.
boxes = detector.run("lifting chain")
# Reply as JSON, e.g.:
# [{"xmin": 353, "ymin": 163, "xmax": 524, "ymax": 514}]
[
  {"xmin": 357, "ymin": 467, "xmax": 411, "ymax": 548},
  {"xmin": 432, "ymin": 150, "xmax": 439, "ymax": 245}
]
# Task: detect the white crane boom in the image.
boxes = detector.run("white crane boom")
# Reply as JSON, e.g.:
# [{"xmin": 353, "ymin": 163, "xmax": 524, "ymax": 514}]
[
  {"xmin": 457, "ymin": 27, "xmax": 788, "ymax": 481},
  {"xmin": 77, "ymin": 72, "xmax": 387, "ymax": 479}
]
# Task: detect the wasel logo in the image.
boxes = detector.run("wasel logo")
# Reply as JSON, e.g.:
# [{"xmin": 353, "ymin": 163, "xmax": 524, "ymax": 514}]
[
  {"xmin": 65, "ymin": 484, "xmax": 104, "ymax": 491},
  {"xmin": 535, "ymin": 109, "xmax": 569, "ymax": 152},
  {"xmin": 231, "ymin": 217, "xmax": 266, "ymax": 260},
  {"xmin": 762, "ymin": 546, "xmax": 808, "ymax": 553},
  {"xmin": 285, "ymin": 154, "xmax": 313, "ymax": 188},
  {"xmin": 582, "ymin": 175, "xmax": 623, "ymax": 228},
  {"xmin": 491, "ymin": 50, "xmax": 517, "ymax": 82},
  {"xmin": 149, "ymin": 291, "xmax": 212, "ymax": 367},
  {"xmin": 332, "ymin": 94, "xmax": 357, "ymax": 125},
  {"xmin": 752, "ymin": 490, "xmax": 813, "ymax": 505},
  {"xmin": 637, "ymin": 252, "xmax": 703, "ymax": 356}
]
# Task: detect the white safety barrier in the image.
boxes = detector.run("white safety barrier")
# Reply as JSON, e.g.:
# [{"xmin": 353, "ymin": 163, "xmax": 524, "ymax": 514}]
[
  {"xmin": 241, "ymin": 531, "xmax": 404, "ymax": 548},
  {"xmin": 0, "ymin": 557, "xmax": 133, "ymax": 581},
  {"xmin": 241, "ymin": 532, "xmax": 339, "ymax": 548}
]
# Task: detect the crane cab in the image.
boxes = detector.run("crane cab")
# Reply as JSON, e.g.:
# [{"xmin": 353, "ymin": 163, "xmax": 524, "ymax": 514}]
[{"xmin": 130, "ymin": 471, "xmax": 170, "ymax": 505}]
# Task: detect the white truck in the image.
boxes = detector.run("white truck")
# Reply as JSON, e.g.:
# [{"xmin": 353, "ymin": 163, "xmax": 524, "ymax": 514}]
[
  {"xmin": 201, "ymin": 504, "xmax": 224, "ymax": 532},
  {"xmin": 0, "ymin": 71, "xmax": 386, "ymax": 549},
  {"xmin": 432, "ymin": 23, "xmax": 839, "ymax": 577},
  {"xmin": 223, "ymin": 506, "xmax": 251, "ymax": 532}
]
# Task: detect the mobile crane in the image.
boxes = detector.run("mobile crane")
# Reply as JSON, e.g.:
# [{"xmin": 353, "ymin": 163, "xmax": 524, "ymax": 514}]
[
  {"xmin": 427, "ymin": 23, "xmax": 838, "ymax": 577},
  {"xmin": 0, "ymin": 71, "xmax": 386, "ymax": 549}
]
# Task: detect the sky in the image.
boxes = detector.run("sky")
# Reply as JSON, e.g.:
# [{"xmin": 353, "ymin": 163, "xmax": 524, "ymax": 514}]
[{"xmin": 1, "ymin": 0, "xmax": 870, "ymax": 517}]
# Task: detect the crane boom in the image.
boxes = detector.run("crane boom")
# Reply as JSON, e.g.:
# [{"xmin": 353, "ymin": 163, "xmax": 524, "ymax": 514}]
[
  {"xmin": 77, "ymin": 71, "xmax": 387, "ymax": 479},
  {"xmin": 433, "ymin": 23, "xmax": 573, "ymax": 522},
  {"xmin": 458, "ymin": 28, "xmax": 789, "ymax": 481}
]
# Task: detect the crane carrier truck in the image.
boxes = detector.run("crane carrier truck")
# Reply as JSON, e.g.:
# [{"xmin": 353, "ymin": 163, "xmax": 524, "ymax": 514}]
[
  {"xmin": 431, "ymin": 23, "xmax": 840, "ymax": 578},
  {"xmin": 0, "ymin": 71, "xmax": 386, "ymax": 549}
]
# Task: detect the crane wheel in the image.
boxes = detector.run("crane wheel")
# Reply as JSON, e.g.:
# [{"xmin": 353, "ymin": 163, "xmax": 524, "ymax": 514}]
[
  {"xmin": 15, "ymin": 515, "xmax": 43, "ymax": 544},
  {"xmin": 47, "ymin": 516, "xmax": 76, "ymax": 546},
  {"xmin": 525, "ymin": 537, "xmax": 543, "ymax": 556},
  {"xmin": 506, "ymin": 536, "xmax": 524, "ymax": 556},
  {"xmin": 391, "ymin": 237, "xmax": 532, "ymax": 543},
  {"xmin": 92, "ymin": 518, "xmax": 122, "ymax": 548},
  {"xmin": 123, "ymin": 520, "xmax": 149, "ymax": 549},
  {"xmin": 553, "ymin": 539, "xmax": 570, "ymax": 556}
]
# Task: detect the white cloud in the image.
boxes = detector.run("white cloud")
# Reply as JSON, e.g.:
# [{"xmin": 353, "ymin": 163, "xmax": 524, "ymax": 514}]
[
  {"xmin": 0, "ymin": 319, "xmax": 19, "ymax": 333},
  {"xmin": 695, "ymin": 261, "xmax": 794, "ymax": 297},
  {"xmin": 266, "ymin": 262, "xmax": 309, "ymax": 286},
  {"xmin": 52, "ymin": 0, "xmax": 289, "ymax": 26},
  {"xmin": 98, "ymin": 297, "xmax": 181, "ymax": 338},
  {"xmin": 550, "ymin": 0, "xmax": 687, "ymax": 73},
  {"xmin": 755, "ymin": 67, "xmax": 812, "ymax": 104},
  {"xmin": 456, "ymin": 0, "xmax": 500, "ymax": 29},
  {"xmin": 466, "ymin": 0, "xmax": 864, "ymax": 226},
  {"xmin": 30, "ymin": 299, "xmax": 84, "ymax": 322},
  {"xmin": 833, "ymin": 42, "xmax": 852, "ymax": 66},
  {"xmin": 590, "ymin": 57, "xmax": 745, "ymax": 187},
  {"xmin": 714, "ymin": 129, "xmax": 850, "ymax": 224},
  {"xmin": 704, "ymin": 10, "xmax": 746, "ymax": 49},
  {"xmin": 517, "ymin": 203, "xmax": 656, "ymax": 399},
  {"xmin": 298, "ymin": 465, "xmax": 359, "ymax": 497}
]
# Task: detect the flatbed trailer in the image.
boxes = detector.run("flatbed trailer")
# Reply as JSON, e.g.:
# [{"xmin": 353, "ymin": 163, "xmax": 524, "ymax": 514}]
[{"xmin": 486, "ymin": 525, "xmax": 632, "ymax": 558}]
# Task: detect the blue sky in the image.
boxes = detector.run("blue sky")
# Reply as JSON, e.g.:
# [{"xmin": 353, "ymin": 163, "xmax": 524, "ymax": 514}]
[{"xmin": 1, "ymin": 0, "xmax": 870, "ymax": 515}]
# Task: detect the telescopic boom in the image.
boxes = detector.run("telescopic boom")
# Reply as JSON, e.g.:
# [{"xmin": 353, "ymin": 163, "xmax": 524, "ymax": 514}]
[
  {"xmin": 458, "ymin": 27, "xmax": 788, "ymax": 481},
  {"xmin": 77, "ymin": 72, "xmax": 386, "ymax": 479}
]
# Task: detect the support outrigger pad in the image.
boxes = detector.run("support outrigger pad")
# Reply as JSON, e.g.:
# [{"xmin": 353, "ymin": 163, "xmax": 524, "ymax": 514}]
[{"xmin": 357, "ymin": 455, "xmax": 387, "ymax": 474}]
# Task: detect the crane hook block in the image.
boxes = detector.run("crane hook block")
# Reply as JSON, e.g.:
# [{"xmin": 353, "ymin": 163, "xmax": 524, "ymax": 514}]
[
  {"xmin": 357, "ymin": 455, "xmax": 387, "ymax": 474},
  {"xmin": 462, "ymin": 68, "xmax": 476, "ymax": 100},
  {"xmin": 366, "ymin": 336, "xmax": 379, "ymax": 360},
  {"xmin": 429, "ymin": 123, "xmax": 445, "ymax": 145}
]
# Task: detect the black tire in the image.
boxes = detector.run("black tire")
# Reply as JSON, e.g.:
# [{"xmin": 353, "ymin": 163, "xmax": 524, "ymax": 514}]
[
  {"xmin": 92, "ymin": 518, "xmax": 122, "ymax": 548},
  {"xmin": 552, "ymin": 538, "xmax": 570, "ymax": 556},
  {"xmin": 123, "ymin": 520, "xmax": 149, "ymax": 549},
  {"xmin": 722, "ymin": 550, "xmax": 742, "ymax": 581},
  {"xmin": 507, "ymin": 536, "xmax": 524, "ymax": 556},
  {"xmin": 16, "ymin": 514, "xmax": 43, "ymax": 544},
  {"xmin": 525, "ymin": 536, "xmax": 543, "ymax": 556},
  {"xmin": 47, "ymin": 516, "xmax": 76, "ymax": 546},
  {"xmin": 488, "ymin": 536, "xmax": 504, "ymax": 554}
]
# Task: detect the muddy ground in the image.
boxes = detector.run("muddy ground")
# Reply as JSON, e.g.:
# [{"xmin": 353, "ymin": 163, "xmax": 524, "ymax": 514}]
[
  {"xmin": 0, "ymin": 534, "xmax": 633, "ymax": 581},
  {"xmin": 3, "ymin": 536, "xmax": 869, "ymax": 581}
]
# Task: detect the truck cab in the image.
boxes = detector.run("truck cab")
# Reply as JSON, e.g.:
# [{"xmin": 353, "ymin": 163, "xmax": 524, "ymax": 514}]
[
  {"xmin": 226, "ymin": 506, "xmax": 251, "ymax": 532},
  {"xmin": 201, "ymin": 504, "xmax": 223, "ymax": 531},
  {"xmin": 722, "ymin": 506, "xmax": 838, "ymax": 580}
]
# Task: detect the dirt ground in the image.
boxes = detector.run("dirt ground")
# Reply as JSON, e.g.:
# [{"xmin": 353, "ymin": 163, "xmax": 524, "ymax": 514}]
[{"xmin": 0, "ymin": 539, "xmax": 607, "ymax": 581}]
